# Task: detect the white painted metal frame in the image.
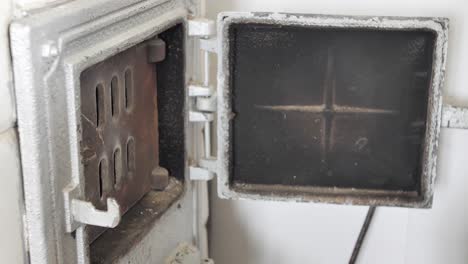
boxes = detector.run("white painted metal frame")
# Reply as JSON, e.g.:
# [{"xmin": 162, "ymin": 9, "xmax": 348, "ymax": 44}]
[
  {"xmin": 216, "ymin": 12, "xmax": 449, "ymax": 208},
  {"xmin": 10, "ymin": 0, "xmax": 199, "ymax": 263}
]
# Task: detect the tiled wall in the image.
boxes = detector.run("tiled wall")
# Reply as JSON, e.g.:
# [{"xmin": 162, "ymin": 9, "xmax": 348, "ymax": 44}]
[
  {"xmin": 0, "ymin": 0, "xmax": 26, "ymax": 262},
  {"xmin": 0, "ymin": 0, "xmax": 65, "ymax": 262},
  {"xmin": 207, "ymin": 1, "xmax": 468, "ymax": 264}
]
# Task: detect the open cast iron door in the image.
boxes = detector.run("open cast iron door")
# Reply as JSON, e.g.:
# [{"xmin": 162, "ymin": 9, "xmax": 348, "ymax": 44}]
[{"xmin": 216, "ymin": 12, "xmax": 448, "ymax": 208}]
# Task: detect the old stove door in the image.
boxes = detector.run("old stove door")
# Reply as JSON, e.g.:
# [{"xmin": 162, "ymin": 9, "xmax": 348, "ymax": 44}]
[
  {"xmin": 9, "ymin": 0, "xmax": 214, "ymax": 263},
  {"xmin": 214, "ymin": 12, "xmax": 450, "ymax": 208}
]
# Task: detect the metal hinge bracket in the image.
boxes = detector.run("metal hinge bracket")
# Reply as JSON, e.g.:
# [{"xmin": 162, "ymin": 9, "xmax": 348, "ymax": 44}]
[
  {"xmin": 187, "ymin": 18, "xmax": 218, "ymax": 181},
  {"xmin": 187, "ymin": 18, "xmax": 215, "ymax": 37}
]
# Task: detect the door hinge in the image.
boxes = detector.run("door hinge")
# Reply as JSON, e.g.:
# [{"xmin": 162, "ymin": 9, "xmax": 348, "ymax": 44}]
[
  {"xmin": 187, "ymin": 18, "xmax": 215, "ymax": 37},
  {"xmin": 187, "ymin": 18, "xmax": 218, "ymax": 181}
]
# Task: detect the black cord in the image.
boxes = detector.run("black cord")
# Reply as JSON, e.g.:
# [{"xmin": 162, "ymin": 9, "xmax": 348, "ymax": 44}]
[{"xmin": 349, "ymin": 206, "xmax": 377, "ymax": 264}]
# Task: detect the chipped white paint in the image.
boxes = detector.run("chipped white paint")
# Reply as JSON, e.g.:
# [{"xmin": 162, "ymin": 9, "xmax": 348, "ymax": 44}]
[
  {"xmin": 441, "ymin": 104, "xmax": 468, "ymax": 129},
  {"xmin": 216, "ymin": 12, "xmax": 449, "ymax": 208}
]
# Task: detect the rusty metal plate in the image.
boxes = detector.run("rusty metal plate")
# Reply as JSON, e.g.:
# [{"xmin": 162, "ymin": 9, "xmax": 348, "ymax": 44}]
[{"xmin": 80, "ymin": 40, "xmax": 166, "ymax": 243}]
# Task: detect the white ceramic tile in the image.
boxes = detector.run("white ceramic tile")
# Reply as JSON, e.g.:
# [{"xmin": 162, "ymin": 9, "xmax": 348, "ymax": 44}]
[
  {"xmin": 357, "ymin": 207, "xmax": 409, "ymax": 264},
  {"xmin": 0, "ymin": 128, "xmax": 25, "ymax": 263},
  {"xmin": 0, "ymin": 0, "xmax": 16, "ymax": 133},
  {"xmin": 210, "ymin": 182, "xmax": 368, "ymax": 264},
  {"xmin": 405, "ymin": 129, "xmax": 468, "ymax": 264},
  {"xmin": 0, "ymin": 82, "xmax": 16, "ymax": 133}
]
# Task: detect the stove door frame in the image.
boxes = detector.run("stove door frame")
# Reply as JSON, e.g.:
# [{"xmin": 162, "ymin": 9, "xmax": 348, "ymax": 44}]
[
  {"xmin": 216, "ymin": 12, "xmax": 449, "ymax": 208},
  {"xmin": 10, "ymin": 0, "xmax": 201, "ymax": 263}
]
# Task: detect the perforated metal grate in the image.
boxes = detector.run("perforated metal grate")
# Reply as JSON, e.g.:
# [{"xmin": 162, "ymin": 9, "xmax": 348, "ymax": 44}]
[{"xmin": 80, "ymin": 39, "xmax": 167, "ymax": 243}]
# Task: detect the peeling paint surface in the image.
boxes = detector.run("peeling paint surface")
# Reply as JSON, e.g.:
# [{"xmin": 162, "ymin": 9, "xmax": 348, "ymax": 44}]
[{"xmin": 441, "ymin": 105, "xmax": 468, "ymax": 129}]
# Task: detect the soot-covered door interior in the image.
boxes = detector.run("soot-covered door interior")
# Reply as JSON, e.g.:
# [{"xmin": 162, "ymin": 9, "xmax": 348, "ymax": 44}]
[
  {"xmin": 231, "ymin": 25, "xmax": 434, "ymax": 190},
  {"xmin": 217, "ymin": 14, "xmax": 448, "ymax": 207}
]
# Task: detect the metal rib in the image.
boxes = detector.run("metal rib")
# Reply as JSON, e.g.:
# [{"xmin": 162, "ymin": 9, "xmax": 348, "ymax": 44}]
[
  {"xmin": 255, "ymin": 104, "xmax": 325, "ymax": 112},
  {"xmin": 333, "ymin": 105, "xmax": 398, "ymax": 114},
  {"xmin": 255, "ymin": 104, "xmax": 397, "ymax": 114}
]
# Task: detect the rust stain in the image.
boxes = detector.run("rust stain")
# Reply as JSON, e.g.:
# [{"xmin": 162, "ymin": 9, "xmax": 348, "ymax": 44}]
[
  {"xmin": 255, "ymin": 104, "xmax": 397, "ymax": 114},
  {"xmin": 333, "ymin": 105, "xmax": 398, "ymax": 114},
  {"xmin": 80, "ymin": 40, "xmax": 164, "ymax": 244},
  {"xmin": 255, "ymin": 104, "xmax": 325, "ymax": 112}
]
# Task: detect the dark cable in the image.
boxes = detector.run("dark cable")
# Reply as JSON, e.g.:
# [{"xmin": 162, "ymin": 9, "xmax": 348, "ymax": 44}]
[{"xmin": 349, "ymin": 206, "xmax": 376, "ymax": 264}]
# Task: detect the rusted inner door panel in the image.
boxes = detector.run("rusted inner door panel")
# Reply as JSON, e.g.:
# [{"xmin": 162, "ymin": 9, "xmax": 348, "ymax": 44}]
[{"xmin": 80, "ymin": 41, "xmax": 162, "ymax": 243}]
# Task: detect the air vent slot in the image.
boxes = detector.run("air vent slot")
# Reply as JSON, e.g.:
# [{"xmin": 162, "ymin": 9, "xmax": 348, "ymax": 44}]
[
  {"xmin": 88, "ymin": 23, "xmax": 186, "ymax": 263},
  {"xmin": 124, "ymin": 69, "xmax": 133, "ymax": 110},
  {"xmin": 80, "ymin": 39, "xmax": 168, "ymax": 244},
  {"xmin": 110, "ymin": 76, "xmax": 120, "ymax": 117}
]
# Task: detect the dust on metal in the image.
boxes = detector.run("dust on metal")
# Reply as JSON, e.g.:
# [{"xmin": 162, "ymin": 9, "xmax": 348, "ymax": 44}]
[{"xmin": 80, "ymin": 39, "xmax": 170, "ymax": 243}]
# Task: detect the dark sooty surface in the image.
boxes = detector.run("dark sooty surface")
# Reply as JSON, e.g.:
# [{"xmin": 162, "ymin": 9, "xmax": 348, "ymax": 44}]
[{"xmin": 229, "ymin": 23, "xmax": 435, "ymax": 191}]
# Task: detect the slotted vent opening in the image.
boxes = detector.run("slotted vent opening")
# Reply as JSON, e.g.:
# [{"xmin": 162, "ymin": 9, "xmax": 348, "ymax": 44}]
[
  {"xmin": 98, "ymin": 158, "xmax": 109, "ymax": 199},
  {"xmin": 110, "ymin": 76, "xmax": 120, "ymax": 117},
  {"xmin": 95, "ymin": 83, "xmax": 105, "ymax": 127},
  {"xmin": 124, "ymin": 69, "xmax": 133, "ymax": 110},
  {"xmin": 98, "ymin": 160, "xmax": 103, "ymax": 199},
  {"xmin": 113, "ymin": 148, "xmax": 122, "ymax": 189},
  {"xmin": 80, "ymin": 23, "xmax": 186, "ymax": 250}
]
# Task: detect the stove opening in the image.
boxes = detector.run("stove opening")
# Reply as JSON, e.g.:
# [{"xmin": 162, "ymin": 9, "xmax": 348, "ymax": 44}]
[
  {"xmin": 79, "ymin": 23, "xmax": 185, "ymax": 263},
  {"xmin": 228, "ymin": 23, "xmax": 436, "ymax": 195}
]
